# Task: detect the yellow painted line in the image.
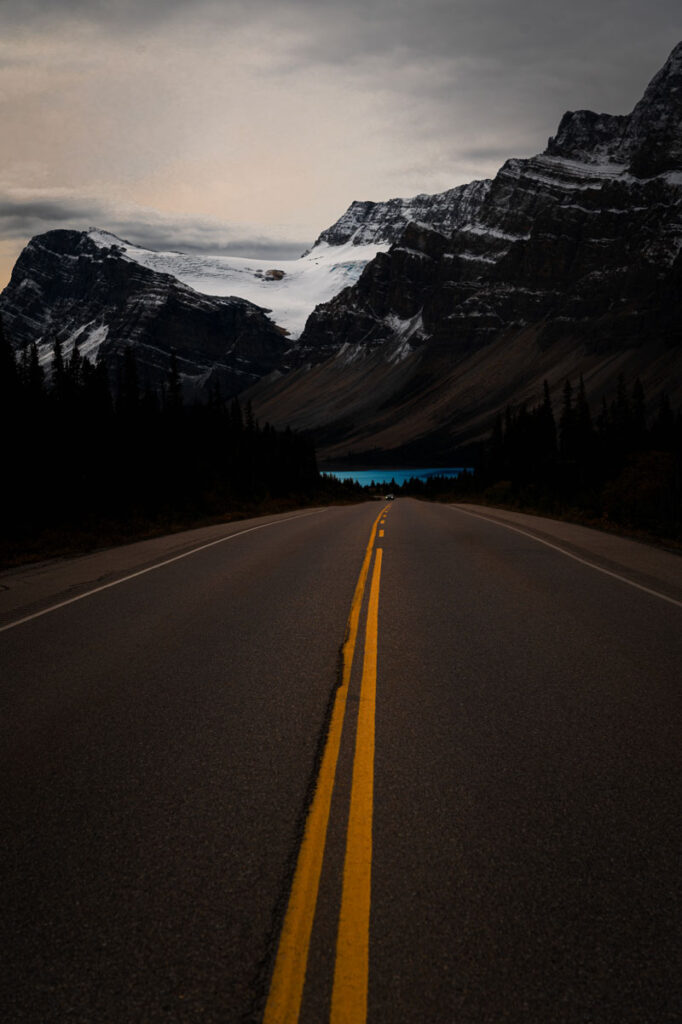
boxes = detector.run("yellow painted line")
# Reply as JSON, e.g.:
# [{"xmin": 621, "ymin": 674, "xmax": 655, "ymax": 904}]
[
  {"xmin": 330, "ymin": 547, "xmax": 383, "ymax": 1024},
  {"xmin": 263, "ymin": 511, "xmax": 385, "ymax": 1024},
  {"xmin": 379, "ymin": 530, "xmax": 384, "ymax": 538}
]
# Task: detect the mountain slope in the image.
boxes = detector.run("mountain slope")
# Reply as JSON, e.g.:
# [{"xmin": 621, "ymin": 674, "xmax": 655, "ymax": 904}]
[
  {"xmin": 0, "ymin": 182, "xmax": 493, "ymax": 394},
  {"xmin": 249, "ymin": 42, "xmax": 682, "ymax": 463},
  {"xmin": 2, "ymin": 43, "xmax": 681, "ymax": 452},
  {"xmin": 0, "ymin": 230, "xmax": 288, "ymax": 397},
  {"xmin": 92, "ymin": 232, "xmax": 388, "ymax": 341}
]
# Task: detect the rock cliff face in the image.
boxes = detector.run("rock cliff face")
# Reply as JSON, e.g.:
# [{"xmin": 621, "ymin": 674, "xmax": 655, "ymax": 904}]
[
  {"xmin": 0, "ymin": 230, "xmax": 288, "ymax": 397},
  {"xmin": 312, "ymin": 180, "xmax": 491, "ymax": 248},
  {"xmin": 300, "ymin": 42, "xmax": 682, "ymax": 363},
  {"xmin": 250, "ymin": 42, "xmax": 682, "ymax": 462},
  {"xmin": 545, "ymin": 40, "xmax": 682, "ymax": 177}
]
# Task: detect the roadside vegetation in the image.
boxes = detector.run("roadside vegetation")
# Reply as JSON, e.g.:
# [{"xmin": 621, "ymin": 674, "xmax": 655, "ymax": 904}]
[
  {"xmin": 3, "ymin": 307, "xmax": 679, "ymax": 565},
  {"xmin": 399, "ymin": 375, "xmax": 682, "ymax": 545},
  {"xmin": 0, "ymin": 319, "xmax": 361, "ymax": 568}
]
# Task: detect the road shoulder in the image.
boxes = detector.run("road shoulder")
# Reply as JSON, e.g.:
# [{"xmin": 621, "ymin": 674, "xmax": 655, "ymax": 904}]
[
  {"xmin": 451, "ymin": 502, "xmax": 682, "ymax": 606},
  {"xmin": 0, "ymin": 508, "xmax": 329, "ymax": 629}
]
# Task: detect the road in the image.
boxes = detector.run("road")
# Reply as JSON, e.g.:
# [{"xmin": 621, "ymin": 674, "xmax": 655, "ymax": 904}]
[{"xmin": 1, "ymin": 499, "xmax": 681, "ymax": 1023}]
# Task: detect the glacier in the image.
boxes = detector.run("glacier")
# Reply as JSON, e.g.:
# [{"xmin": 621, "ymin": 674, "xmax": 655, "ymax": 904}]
[{"xmin": 88, "ymin": 230, "xmax": 389, "ymax": 340}]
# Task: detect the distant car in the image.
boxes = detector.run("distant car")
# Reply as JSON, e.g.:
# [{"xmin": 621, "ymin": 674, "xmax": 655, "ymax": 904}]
[{"xmin": 385, "ymin": 494, "xmax": 395, "ymax": 500}]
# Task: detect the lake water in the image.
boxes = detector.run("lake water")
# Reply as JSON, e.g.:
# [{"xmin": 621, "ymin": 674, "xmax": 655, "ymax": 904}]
[{"xmin": 326, "ymin": 467, "xmax": 470, "ymax": 487}]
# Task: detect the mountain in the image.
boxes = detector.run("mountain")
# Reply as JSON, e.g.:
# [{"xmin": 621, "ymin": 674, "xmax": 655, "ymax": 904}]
[
  {"xmin": 2, "ymin": 43, "xmax": 681, "ymax": 457},
  {"xmin": 90, "ymin": 232, "xmax": 390, "ymax": 341},
  {"xmin": 0, "ymin": 230, "xmax": 288, "ymax": 398},
  {"xmin": 248, "ymin": 41, "xmax": 682, "ymax": 464},
  {"xmin": 311, "ymin": 179, "xmax": 491, "ymax": 248},
  {"xmin": 0, "ymin": 186, "xmax": 487, "ymax": 394}
]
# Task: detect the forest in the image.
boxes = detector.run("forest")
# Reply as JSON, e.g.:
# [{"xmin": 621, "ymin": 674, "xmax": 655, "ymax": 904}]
[
  {"xmin": 2, "ymin": 308, "xmax": 680, "ymax": 562},
  {"xmin": 0, "ymin": 318, "xmax": 358, "ymax": 564},
  {"xmin": 403, "ymin": 376, "xmax": 682, "ymax": 541}
]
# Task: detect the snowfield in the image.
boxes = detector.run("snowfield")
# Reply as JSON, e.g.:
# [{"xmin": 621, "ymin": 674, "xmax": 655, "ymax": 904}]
[{"xmin": 88, "ymin": 231, "xmax": 388, "ymax": 339}]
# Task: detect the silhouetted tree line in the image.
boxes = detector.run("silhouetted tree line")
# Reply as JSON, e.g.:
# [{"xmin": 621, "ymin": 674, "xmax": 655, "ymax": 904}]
[
  {"xmin": 0, "ymin": 318, "xmax": 325, "ymax": 548},
  {"xmin": 394, "ymin": 375, "xmax": 681, "ymax": 537},
  {"xmin": 475, "ymin": 374, "xmax": 682, "ymax": 536},
  {"xmin": 389, "ymin": 471, "xmax": 476, "ymax": 501}
]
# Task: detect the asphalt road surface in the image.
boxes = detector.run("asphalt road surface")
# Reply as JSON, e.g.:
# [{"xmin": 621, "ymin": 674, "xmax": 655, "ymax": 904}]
[{"xmin": 1, "ymin": 499, "xmax": 681, "ymax": 1023}]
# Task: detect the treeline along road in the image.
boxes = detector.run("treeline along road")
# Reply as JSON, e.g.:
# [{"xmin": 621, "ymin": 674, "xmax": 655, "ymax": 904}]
[{"xmin": 1, "ymin": 499, "xmax": 681, "ymax": 1023}]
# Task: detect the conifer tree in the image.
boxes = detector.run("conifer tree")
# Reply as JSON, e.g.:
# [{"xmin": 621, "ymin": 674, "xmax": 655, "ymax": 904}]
[
  {"xmin": 559, "ymin": 379, "xmax": 576, "ymax": 459},
  {"xmin": 68, "ymin": 339, "xmax": 83, "ymax": 393},
  {"xmin": 0, "ymin": 314, "xmax": 19, "ymax": 411},
  {"xmin": 120, "ymin": 345, "xmax": 140, "ymax": 418},
  {"xmin": 631, "ymin": 377, "xmax": 646, "ymax": 448},
  {"xmin": 651, "ymin": 392, "xmax": 674, "ymax": 450},
  {"xmin": 166, "ymin": 349, "xmax": 182, "ymax": 413},
  {"xmin": 24, "ymin": 341, "xmax": 45, "ymax": 403},
  {"xmin": 488, "ymin": 412, "xmax": 505, "ymax": 481},
  {"xmin": 229, "ymin": 397, "xmax": 244, "ymax": 433},
  {"xmin": 539, "ymin": 379, "xmax": 557, "ymax": 463},
  {"xmin": 575, "ymin": 376, "xmax": 594, "ymax": 456},
  {"xmin": 51, "ymin": 336, "xmax": 66, "ymax": 401}
]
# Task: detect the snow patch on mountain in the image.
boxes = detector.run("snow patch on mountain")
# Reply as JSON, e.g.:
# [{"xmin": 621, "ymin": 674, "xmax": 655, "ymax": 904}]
[
  {"xmin": 384, "ymin": 311, "xmax": 425, "ymax": 364},
  {"xmin": 81, "ymin": 181, "xmax": 496, "ymax": 342},
  {"xmin": 87, "ymin": 232, "xmax": 388, "ymax": 340},
  {"xmin": 36, "ymin": 321, "xmax": 109, "ymax": 367}
]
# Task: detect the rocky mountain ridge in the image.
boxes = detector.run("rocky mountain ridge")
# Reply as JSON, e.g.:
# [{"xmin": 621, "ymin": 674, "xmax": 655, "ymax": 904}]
[
  {"xmin": 249, "ymin": 41, "xmax": 682, "ymax": 462},
  {"xmin": 0, "ymin": 230, "xmax": 289, "ymax": 397},
  {"xmin": 546, "ymin": 40, "xmax": 682, "ymax": 176},
  {"xmin": 0, "ymin": 180, "xmax": 495, "ymax": 395},
  {"xmin": 298, "ymin": 41, "xmax": 682, "ymax": 363},
  {"xmin": 1, "ymin": 42, "xmax": 681, "ymax": 460},
  {"xmin": 312, "ymin": 179, "xmax": 491, "ymax": 248}
]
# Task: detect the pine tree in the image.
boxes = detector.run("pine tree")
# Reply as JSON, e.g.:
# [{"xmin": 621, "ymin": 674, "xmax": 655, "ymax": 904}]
[
  {"xmin": 559, "ymin": 379, "xmax": 575, "ymax": 459},
  {"xmin": 229, "ymin": 397, "xmax": 244, "ymax": 433},
  {"xmin": 539, "ymin": 379, "xmax": 557, "ymax": 464},
  {"xmin": 0, "ymin": 314, "xmax": 19, "ymax": 413},
  {"xmin": 120, "ymin": 345, "xmax": 140, "ymax": 418},
  {"xmin": 631, "ymin": 377, "xmax": 646, "ymax": 449},
  {"xmin": 51, "ymin": 335, "xmax": 66, "ymax": 402},
  {"xmin": 650, "ymin": 392, "xmax": 674, "ymax": 451},
  {"xmin": 575, "ymin": 376, "xmax": 594, "ymax": 453},
  {"xmin": 487, "ymin": 412, "xmax": 505, "ymax": 481},
  {"xmin": 166, "ymin": 349, "xmax": 183, "ymax": 413},
  {"xmin": 24, "ymin": 341, "xmax": 45, "ymax": 403},
  {"xmin": 68, "ymin": 339, "xmax": 83, "ymax": 393},
  {"xmin": 613, "ymin": 372, "xmax": 631, "ymax": 444},
  {"xmin": 0, "ymin": 316, "xmax": 21, "ymax": 525}
]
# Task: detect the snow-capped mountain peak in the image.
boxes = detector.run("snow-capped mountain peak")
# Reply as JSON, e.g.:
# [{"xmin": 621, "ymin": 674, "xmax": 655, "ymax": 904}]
[
  {"xmin": 87, "ymin": 232, "xmax": 389, "ymax": 340},
  {"xmin": 79, "ymin": 180, "xmax": 495, "ymax": 342}
]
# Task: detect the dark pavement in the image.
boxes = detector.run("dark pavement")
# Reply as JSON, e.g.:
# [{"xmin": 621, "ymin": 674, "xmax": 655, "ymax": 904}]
[{"xmin": 1, "ymin": 500, "xmax": 681, "ymax": 1023}]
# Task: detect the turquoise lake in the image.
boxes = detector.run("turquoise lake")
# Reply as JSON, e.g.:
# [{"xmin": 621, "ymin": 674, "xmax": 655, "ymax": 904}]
[{"xmin": 326, "ymin": 467, "xmax": 470, "ymax": 487}]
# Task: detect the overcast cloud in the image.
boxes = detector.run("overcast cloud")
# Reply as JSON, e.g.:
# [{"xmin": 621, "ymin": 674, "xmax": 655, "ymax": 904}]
[
  {"xmin": 0, "ymin": 193, "xmax": 308, "ymax": 260},
  {"xmin": 0, "ymin": 0, "xmax": 680, "ymax": 285}
]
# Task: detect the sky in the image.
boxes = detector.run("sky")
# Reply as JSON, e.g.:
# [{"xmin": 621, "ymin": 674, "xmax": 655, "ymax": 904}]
[{"xmin": 0, "ymin": 0, "xmax": 680, "ymax": 287}]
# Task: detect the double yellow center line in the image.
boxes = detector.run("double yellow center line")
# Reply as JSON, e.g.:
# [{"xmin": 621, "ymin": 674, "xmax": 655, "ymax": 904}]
[
  {"xmin": 264, "ymin": 506, "xmax": 388, "ymax": 1024},
  {"xmin": 331, "ymin": 543, "xmax": 382, "ymax": 1022}
]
